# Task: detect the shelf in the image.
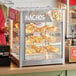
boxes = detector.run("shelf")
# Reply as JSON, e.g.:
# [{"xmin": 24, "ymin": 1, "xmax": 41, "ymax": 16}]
[
  {"xmin": 49, "ymin": 42, "xmax": 61, "ymax": 45},
  {"xmin": 11, "ymin": 53, "xmax": 19, "ymax": 60},
  {"xmin": 26, "ymin": 42, "xmax": 61, "ymax": 46}
]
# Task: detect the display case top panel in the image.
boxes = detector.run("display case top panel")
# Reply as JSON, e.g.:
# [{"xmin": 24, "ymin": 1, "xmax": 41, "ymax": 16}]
[{"xmin": 23, "ymin": 8, "xmax": 63, "ymax": 23}]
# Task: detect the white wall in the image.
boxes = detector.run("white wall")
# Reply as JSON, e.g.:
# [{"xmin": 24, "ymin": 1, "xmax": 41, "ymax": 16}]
[
  {"xmin": 11, "ymin": 0, "xmax": 57, "ymax": 8},
  {"xmin": 0, "ymin": 0, "xmax": 57, "ymax": 10}
]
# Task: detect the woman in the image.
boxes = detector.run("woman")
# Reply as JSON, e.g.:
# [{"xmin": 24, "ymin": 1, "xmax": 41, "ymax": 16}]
[{"xmin": 0, "ymin": 5, "xmax": 8, "ymax": 45}]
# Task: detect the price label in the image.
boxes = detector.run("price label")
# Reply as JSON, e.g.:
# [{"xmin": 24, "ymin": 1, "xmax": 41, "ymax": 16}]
[{"xmin": 69, "ymin": 46, "xmax": 76, "ymax": 62}]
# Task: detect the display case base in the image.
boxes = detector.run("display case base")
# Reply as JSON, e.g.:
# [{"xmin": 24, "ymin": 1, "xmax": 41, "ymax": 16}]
[
  {"xmin": 11, "ymin": 53, "xmax": 64, "ymax": 67},
  {"xmin": 22, "ymin": 59, "xmax": 64, "ymax": 67}
]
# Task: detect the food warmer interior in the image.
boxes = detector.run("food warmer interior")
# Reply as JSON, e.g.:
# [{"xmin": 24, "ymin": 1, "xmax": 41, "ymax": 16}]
[{"xmin": 9, "ymin": 6, "xmax": 65, "ymax": 67}]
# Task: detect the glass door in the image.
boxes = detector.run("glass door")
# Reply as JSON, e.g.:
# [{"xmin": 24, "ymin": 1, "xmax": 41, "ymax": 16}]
[
  {"xmin": 25, "ymin": 22, "xmax": 63, "ymax": 60},
  {"xmin": 24, "ymin": 8, "xmax": 64, "ymax": 65}
]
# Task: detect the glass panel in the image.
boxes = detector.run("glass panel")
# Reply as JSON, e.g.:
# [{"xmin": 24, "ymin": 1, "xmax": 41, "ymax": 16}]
[
  {"xmin": 25, "ymin": 22, "xmax": 62, "ymax": 60},
  {"xmin": 24, "ymin": 9, "xmax": 63, "ymax": 61},
  {"xmin": 10, "ymin": 10, "xmax": 20, "ymax": 60}
]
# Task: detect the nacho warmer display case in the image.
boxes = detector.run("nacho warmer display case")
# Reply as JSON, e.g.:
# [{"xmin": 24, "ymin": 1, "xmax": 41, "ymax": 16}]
[{"xmin": 9, "ymin": 7, "xmax": 65, "ymax": 67}]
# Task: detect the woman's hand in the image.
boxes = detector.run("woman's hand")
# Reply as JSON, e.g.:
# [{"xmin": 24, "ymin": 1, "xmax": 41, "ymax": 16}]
[{"xmin": 2, "ymin": 26, "xmax": 9, "ymax": 33}]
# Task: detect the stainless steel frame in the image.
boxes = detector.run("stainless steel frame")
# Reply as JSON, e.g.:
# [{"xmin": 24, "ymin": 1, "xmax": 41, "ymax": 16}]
[
  {"xmin": 67, "ymin": 0, "xmax": 69, "ymax": 38},
  {"xmin": 20, "ymin": 11, "xmax": 25, "ymax": 67},
  {"xmin": 62, "ymin": 10, "xmax": 65, "ymax": 64}
]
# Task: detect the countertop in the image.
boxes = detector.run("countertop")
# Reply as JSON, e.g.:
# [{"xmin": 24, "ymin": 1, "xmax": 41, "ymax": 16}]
[{"xmin": 0, "ymin": 62, "xmax": 76, "ymax": 75}]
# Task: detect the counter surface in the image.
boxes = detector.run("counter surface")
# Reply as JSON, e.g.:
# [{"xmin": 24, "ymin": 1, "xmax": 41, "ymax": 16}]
[{"xmin": 0, "ymin": 63, "xmax": 76, "ymax": 75}]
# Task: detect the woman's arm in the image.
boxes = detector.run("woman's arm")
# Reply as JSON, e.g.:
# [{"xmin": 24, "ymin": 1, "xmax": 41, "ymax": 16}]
[
  {"xmin": 0, "ymin": 6, "xmax": 5, "ymax": 33},
  {"xmin": 0, "ymin": 16, "xmax": 5, "ymax": 33}
]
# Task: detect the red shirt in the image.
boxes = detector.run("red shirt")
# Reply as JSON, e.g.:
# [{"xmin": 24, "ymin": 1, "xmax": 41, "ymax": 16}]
[{"xmin": 0, "ymin": 6, "xmax": 6, "ymax": 45}]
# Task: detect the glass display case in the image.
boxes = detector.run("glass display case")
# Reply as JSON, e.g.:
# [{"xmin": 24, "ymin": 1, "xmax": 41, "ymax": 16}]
[{"xmin": 9, "ymin": 7, "xmax": 65, "ymax": 67}]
